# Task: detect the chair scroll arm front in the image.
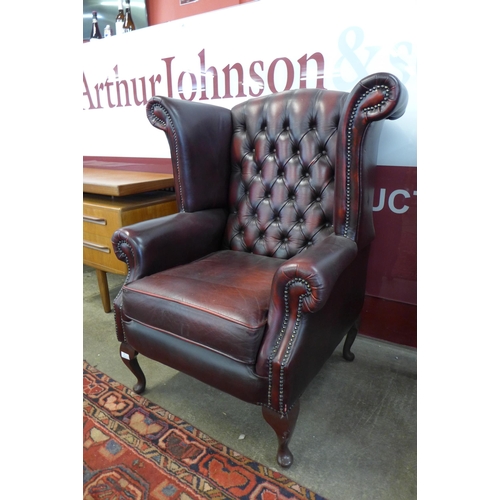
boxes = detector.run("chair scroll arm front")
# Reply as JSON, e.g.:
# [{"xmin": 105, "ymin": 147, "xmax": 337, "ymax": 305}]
[
  {"xmin": 271, "ymin": 234, "xmax": 358, "ymax": 315},
  {"xmin": 256, "ymin": 234, "xmax": 358, "ymax": 396},
  {"xmin": 112, "ymin": 208, "xmax": 227, "ymax": 284}
]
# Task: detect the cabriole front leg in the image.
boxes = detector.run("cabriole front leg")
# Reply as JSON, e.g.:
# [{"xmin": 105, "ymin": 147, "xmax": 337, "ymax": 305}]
[
  {"xmin": 262, "ymin": 400, "xmax": 300, "ymax": 468},
  {"xmin": 119, "ymin": 342, "xmax": 146, "ymax": 394},
  {"xmin": 342, "ymin": 318, "xmax": 359, "ymax": 362}
]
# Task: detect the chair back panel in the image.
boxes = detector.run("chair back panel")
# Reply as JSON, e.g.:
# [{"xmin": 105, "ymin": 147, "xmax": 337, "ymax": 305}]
[{"xmin": 224, "ymin": 89, "xmax": 347, "ymax": 259}]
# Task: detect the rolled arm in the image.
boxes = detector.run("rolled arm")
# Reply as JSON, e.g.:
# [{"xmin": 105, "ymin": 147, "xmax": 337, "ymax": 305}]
[
  {"xmin": 112, "ymin": 208, "xmax": 227, "ymax": 283},
  {"xmin": 345, "ymin": 72, "xmax": 408, "ymax": 124},
  {"xmin": 270, "ymin": 234, "xmax": 358, "ymax": 316},
  {"xmin": 256, "ymin": 234, "xmax": 358, "ymax": 409}
]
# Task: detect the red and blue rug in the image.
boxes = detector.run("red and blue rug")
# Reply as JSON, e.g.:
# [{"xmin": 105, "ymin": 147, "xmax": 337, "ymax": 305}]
[{"xmin": 83, "ymin": 361, "xmax": 325, "ymax": 499}]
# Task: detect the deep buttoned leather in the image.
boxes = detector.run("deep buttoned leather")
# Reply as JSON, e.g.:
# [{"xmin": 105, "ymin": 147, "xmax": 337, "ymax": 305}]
[{"xmin": 224, "ymin": 89, "xmax": 344, "ymax": 258}]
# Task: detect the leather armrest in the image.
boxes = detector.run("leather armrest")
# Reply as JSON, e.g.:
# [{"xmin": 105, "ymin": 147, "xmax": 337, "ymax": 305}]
[
  {"xmin": 256, "ymin": 233, "xmax": 358, "ymax": 398},
  {"xmin": 112, "ymin": 208, "xmax": 227, "ymax": 282},
  {"xmin": 270, "ymin": 234, "xmax": 358, "ymax": 315}
]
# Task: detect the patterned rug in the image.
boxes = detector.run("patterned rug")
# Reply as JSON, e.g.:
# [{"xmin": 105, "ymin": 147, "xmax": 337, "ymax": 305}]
[{"xmin": 83, "ymin": 361, "xmax": 325, "ymax": 499}]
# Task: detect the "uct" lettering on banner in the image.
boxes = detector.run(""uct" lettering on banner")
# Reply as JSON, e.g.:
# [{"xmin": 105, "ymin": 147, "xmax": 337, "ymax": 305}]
[{"xmin": 374, "ymin": 189, "xmax": 417, "ymax": 214}]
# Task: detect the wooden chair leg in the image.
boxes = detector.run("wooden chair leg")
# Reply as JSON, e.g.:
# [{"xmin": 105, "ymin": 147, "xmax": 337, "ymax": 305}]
[
  {"xmin": 119, "ymin": 342, "xmax": 146, "ymax": 394},
  {"xmin": 95, "ymin": 269, "xmax": 111, "ymax": 313},
  {"xmin": 343, "ymin": 318, "xmax": 359, "ymax": 362},
  {"xmin": 262, "ymin": 400, "xmax": 300, "ymax": 468}
]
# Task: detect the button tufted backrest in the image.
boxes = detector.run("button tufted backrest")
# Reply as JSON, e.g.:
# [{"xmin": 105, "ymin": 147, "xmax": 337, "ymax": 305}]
[
  {"xmin": 147, "ymin": 74, "xmax": 407, "ymax": 257},
  {"xmin": 223, "ymin": 89, "xmax": 347, "ymax": 259}
]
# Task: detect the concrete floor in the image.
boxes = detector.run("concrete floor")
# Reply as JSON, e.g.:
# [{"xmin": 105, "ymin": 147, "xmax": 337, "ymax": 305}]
[{"xmin": 83, "ymin": 265, "xmax": 417, "ymax": 499}]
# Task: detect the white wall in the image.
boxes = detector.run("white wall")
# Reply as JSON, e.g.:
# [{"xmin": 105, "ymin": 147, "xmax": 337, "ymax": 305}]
[{"xmin": 83, "ymin": 0, "xmax": 417, "ymax": 166}]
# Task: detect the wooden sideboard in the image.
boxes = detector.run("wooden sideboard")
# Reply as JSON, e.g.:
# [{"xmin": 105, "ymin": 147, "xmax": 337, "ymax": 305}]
[{"xmin": 83, "ymin": 168, "xmax": 177, "ymax": 312}]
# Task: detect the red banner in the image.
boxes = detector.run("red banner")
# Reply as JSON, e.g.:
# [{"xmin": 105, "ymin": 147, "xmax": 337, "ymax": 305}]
[{"xmin": 367, "ymin": 166, "xmax": 416, "ymax": 305}]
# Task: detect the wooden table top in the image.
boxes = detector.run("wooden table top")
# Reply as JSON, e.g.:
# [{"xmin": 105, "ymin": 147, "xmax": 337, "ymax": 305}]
[{"xmin": 83, "ymin": 168, "xmax": 175, "ymax": 196}]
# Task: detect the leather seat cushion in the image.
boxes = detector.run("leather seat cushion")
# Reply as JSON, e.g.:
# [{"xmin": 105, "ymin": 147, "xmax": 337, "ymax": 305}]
[{"xmin": 121, "ymin": 250, "xmax": 284, "ymax": 364}]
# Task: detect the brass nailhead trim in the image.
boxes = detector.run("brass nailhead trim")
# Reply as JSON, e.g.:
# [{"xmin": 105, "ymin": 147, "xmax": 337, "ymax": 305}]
[
  {"xmin": 113, "ymin": 240, "xmax": 135, "ymax": 343},
  {"xmin": 267, "ymin": 277, "xmax": 312, "ymax": 415},
  {"xmin": 149, "ymin": 102, "xmax": 185, "ymax": 213},
  {"xmin": 344, "ymin": 85, "xmax": 390, "ymax": 237}
]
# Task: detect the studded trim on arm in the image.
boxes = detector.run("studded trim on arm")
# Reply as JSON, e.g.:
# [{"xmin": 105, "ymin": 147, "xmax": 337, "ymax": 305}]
[{"xmin": 266, "ymin": 278, "xmax": 312, "ymax": 415}]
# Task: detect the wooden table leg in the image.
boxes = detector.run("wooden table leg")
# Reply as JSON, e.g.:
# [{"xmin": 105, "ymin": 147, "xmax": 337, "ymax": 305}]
[{"xmin": 95, "ymin": 269, "xmax": 111, "ymax": 313}]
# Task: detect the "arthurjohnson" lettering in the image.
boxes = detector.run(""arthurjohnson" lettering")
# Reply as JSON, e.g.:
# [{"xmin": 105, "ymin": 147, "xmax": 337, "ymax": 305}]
[{"xmin": 82, "ymin": 49, "xmax": 326, "ymax": 110}]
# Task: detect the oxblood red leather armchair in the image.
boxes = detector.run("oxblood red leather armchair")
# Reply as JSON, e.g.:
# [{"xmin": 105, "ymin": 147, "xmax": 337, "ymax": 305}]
[{"xmin": 112, "ymin": 73, "xmax": 408, "ymax": 467}]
